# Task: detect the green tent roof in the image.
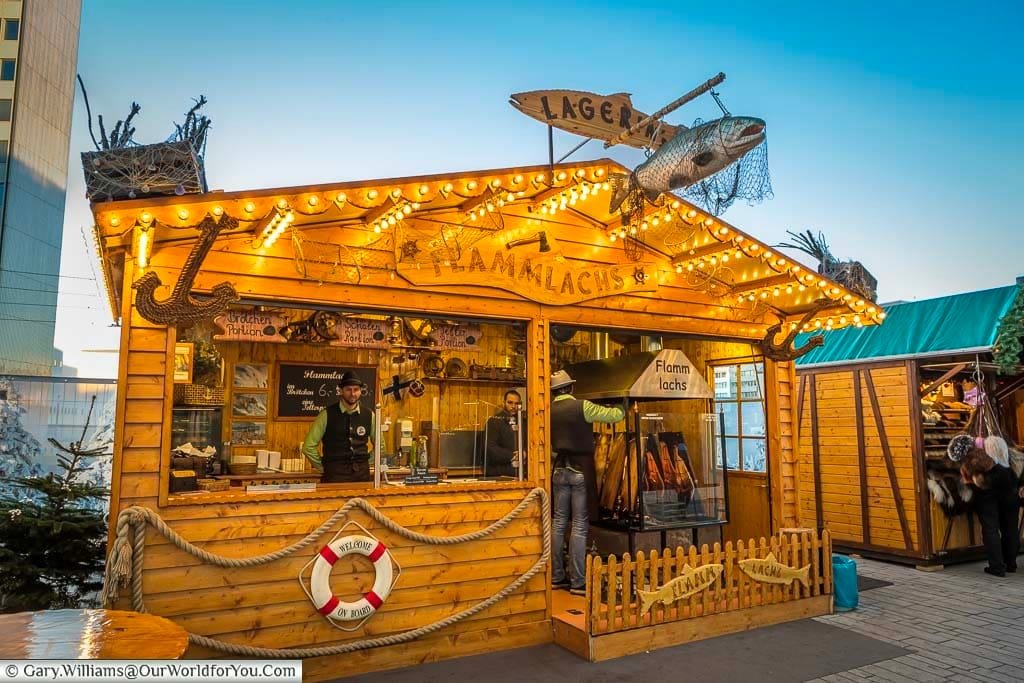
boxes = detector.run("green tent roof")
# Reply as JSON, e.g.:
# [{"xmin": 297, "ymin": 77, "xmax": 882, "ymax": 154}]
[{"xmin": 795, "ymin": 285, "xmax": 1021, "ymax": 367}]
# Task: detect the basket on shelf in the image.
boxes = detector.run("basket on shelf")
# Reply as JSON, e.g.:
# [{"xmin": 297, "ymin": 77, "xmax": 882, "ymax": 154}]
[
  {"xmin": 228, "ymin": 462, "xmax": 258, "ymax": 476},
  {"xmin": 197, "ymin": 478, "xmax": 230, "ymax": 492},
  {"xmin": 173, "ymin": 383, "xmax": 225, "ymax": 406}
]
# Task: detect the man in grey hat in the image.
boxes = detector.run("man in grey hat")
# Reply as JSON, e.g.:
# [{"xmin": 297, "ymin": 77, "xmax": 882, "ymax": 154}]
[
  {"xmin": 549, "ymin": 369, "xmax": 624, "ymax": 595},
  {"xmin": 302, "ymin": 370, "xmax": 374, "ymax": 483}
]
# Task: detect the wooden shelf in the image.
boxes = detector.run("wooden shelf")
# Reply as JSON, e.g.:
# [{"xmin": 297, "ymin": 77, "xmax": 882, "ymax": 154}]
[{"xmin": 422, "ymin": 377, "xmax": 525, "ymax": 385}]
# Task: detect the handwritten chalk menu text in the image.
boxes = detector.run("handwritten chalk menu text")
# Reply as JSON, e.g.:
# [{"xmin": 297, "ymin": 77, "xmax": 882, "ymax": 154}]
[{"xmin": 276, "ymin": 363, "xmax": 377, "ymax": 418}]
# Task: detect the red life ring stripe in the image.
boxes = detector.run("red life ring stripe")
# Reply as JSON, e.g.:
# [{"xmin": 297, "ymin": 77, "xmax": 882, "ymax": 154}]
[
  {"xmin": 368, "ymin": 542, "xmax": 387, "ymax": 563},
  {"xmin": 364, "ymin": 590, "xmax": 383, "ymax": 610},
  {"xmin": 318, "ymin": 595, "xmax": 340, "ymax": 616},
  {"xmin": 319, "ymin": 545, "xmax": 340, "ymax": 565}
]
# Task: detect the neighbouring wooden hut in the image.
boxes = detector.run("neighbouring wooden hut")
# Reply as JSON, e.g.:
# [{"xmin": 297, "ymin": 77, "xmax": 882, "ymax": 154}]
[
  {"xmin": 795, "ymin": 283, "xmax": 1024, "ymax": 565},
  {"xmin": 91, "ymin": 159, "xmax": 869, "ymax": 678}
]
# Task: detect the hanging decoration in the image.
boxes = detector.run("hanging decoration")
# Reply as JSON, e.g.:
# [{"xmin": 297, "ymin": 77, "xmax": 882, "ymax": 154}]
[
  {"xmin": 132, "ymin": 215, "xmax": 239, "ymax": 326},
  {"xmin": 608, "ymin": 115, "xmax": 768, "ymax": 222},
  {"xmin": 758, "ymin": 300, "xmax": 834, "ymax": 361},
  {"xmin": 292, "ymin": 231, "xmax": 364, "ymax": 285},
  {"xmin": 776, "ymin": 230, "xmax": 878, "ymax": 302}
]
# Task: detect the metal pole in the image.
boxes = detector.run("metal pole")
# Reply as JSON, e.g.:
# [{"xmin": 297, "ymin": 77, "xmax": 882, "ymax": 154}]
[
  {"xmin": 603, "ymin": 72, "xmax": 727, "ymax": 149},
  {"xmin": 548, "ymin": 124, "xmax": 554, "ymax": 168},
  {"xmin": 556, "ymin": 137, "xmax": 593, "ymax": 164},
  {"xmin": 373, "ymin": 403, "xmax": 382, "ymax": 488},
  {"xmin": 517, "ymin": 405, "xmax": 524, "ymax": 480}
]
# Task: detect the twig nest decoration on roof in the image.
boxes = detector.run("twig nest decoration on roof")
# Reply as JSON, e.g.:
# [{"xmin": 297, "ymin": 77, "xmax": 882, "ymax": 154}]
[{"xmin": 947, "ymin": 433, "xmax": 974, "ymax": 463}]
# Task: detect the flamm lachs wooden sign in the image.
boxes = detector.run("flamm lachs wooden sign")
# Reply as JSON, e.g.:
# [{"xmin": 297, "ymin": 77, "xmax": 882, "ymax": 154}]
[
  {"xmin": 509, "ymin": 90, "xmax": 683, "ymax": 149},
  {"xmin": 396, "ymin": 230, "xmax": 658, "ymax": 305}
]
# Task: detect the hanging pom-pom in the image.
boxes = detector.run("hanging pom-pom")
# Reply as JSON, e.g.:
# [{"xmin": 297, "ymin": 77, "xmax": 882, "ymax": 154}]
[
  {"xmin": 984, "ymin": 435, "xmax": 1009, "ymax": 468},
  {"xmin": 174, "ymin": 184, "xmax": 186, "ymax": 196},
  {"xmin": 947, "ymin": 433, "xmax": 973, "ymax": 463}
]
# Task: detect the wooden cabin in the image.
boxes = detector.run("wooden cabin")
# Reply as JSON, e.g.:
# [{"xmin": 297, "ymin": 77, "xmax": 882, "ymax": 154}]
[
  {"xmin": 92, "ymin": 159, "xmax": 871, "ymax": 678},
  {"xmin": 795, "ymin": 284, "xmax": 1024, "ymax": 565}
]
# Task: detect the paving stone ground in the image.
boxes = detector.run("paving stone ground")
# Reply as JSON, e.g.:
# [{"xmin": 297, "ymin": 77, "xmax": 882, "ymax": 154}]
[{"xmin": 810, "ymin": 557, "xmax": 1024, "ymax": 683}]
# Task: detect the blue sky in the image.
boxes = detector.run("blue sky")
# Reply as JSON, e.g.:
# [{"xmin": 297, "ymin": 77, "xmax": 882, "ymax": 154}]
[{"xmin": 57, "ymin": 0, "xmax": 1023, "ymax": 376}]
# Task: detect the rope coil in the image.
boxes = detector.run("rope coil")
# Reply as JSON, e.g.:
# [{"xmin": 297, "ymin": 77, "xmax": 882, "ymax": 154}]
[{"xmin": 101, "ymin": 488, "xmax": 550, "ymax": 658}]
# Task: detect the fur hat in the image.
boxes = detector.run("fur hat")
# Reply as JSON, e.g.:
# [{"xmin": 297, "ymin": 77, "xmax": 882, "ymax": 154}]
[
  {"xmin": 962, "ymin": 447, "xmax": 995, "ymax": 477},
  {"xmin": 947, "ymin": 433, "xmax": 974, "ymax": 463}
]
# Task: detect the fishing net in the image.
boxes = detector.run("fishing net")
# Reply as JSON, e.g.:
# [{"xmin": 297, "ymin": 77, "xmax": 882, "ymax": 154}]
[{"xmin": 679, "ymin": 134, "xmax": 773, "ymax": 216}]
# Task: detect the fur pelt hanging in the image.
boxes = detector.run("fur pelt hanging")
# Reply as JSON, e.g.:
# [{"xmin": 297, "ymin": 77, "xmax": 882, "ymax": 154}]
[{"xmin": 925, "ymin": 469, "xmax": 973, "ymax": 515}]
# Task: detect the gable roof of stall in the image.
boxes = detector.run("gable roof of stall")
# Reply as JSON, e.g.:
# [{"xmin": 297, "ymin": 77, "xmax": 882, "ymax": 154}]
[
  {"xmin": 89, "ymin": 158, "xmax": 880, "ymax": 333},
  {"xmin": 795, "ymin": 284, "xmax": 1020, "ymax": 368}
]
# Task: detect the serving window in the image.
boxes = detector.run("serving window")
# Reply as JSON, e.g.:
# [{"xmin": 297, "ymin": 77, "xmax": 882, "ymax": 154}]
[{"xmin": 169, "ymin": 303, "xmax": 529, "ymax": 496}]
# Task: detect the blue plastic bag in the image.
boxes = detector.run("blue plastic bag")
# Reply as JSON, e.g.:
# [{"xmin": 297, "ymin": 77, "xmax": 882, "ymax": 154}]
[{"xmin": 832, "ymin": 554, "xmax": 858, "ymax": 611}]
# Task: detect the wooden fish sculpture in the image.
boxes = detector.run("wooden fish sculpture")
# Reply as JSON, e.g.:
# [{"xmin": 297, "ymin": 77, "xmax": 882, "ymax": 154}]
[
  {"xmin": 738, "ymin": 552, "xmax": 810, "ymax": 587},
  {"xmin": 637, "ymin": 563, "xmax": 723, "ymax": 613},
  {"xmin": 609, "ymin": 116, "xmax": 766, "ymax": 213}
]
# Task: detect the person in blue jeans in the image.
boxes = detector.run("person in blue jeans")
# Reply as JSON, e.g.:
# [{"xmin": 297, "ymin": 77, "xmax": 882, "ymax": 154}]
[{"xmin": 549, "ymin": 370, "xmax": 625, "ymax": 595}]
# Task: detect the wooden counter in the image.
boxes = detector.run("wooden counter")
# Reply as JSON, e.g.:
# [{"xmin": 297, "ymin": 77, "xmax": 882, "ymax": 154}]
[{"xmin": 0, "ymin": 609, "xmax": 189, "ymax": 660}]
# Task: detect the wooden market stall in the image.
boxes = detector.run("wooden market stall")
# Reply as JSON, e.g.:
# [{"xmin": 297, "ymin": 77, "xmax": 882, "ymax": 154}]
[
  {"xmin": 91, "ymin": 159, "xmax": 875, "ymax": 678},
  {"xmin": 794, "ymin": 284, "xmax": 1024, "ymax": 566}
]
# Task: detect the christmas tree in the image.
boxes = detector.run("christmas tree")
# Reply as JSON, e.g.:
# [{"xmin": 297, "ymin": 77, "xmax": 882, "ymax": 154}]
[
  {"xmin": 0, "ymin": 378, "xmax": 45, "ymax": 492},
  {"xmin": 0, "ymin": 395, "xmax": 109, "ymax": 612}
]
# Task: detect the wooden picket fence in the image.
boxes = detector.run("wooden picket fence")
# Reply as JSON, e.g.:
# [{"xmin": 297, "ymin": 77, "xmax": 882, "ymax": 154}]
[{"xmin": 586, "ymin": 529, "xmax": 832, "ymax": 635}]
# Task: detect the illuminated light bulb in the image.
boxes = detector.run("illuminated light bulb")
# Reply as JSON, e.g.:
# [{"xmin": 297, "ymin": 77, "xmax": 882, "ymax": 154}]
[
  {"xmin": 387, "ymin": 216, "xmax": 397, "ymax": 226},
  {"xmin": 839, "ymin": 316, "xmax": 847, "ymax": 325},
  {"xmin": 442, "ymin": 183, "xmax": 453, "ymax": 193},
  {"xmin": 856, "ymin": 299, "xmax": 865, "ymax": 307},
  {"xmin": 540, "ymin": 206, "xmax": 549, "ymax": 214},
  {"xmin": 506, "ymin": 193, "xmax": 515, "ymax": 203},
  {"xmin": 491, "ymin": 178, "xmax": 502, "ymax": 188},
  {"xmin": 760, "ymin": 291, "xmax": 769, "ymax": 299},
  {"xmin": 709, "ymin": 256, "xmax": 717, "ymax": 264},
  {"xmin": 772, "ymin": 288, "xmax": 780, "ymax": 297},
  {"xmin": 513, "ymin": 174, "xmax": 523, "ymax": 184},
  {"xmin": 469, "ymin": 213, "xmax": 477, "ymax": 221},
  {"xmin": 799, "ymin": 284, "xmax": 806, "ymax": 291},
  {"xmin": 403, "ymin": 205, "xmax": 412, "ymax": 215},
  {"xmin": 697, "ymin": 262, "xmax": 705, "ymax": 269},
  {"xmin": 747, "ymin": 294, "xmax": 755, "ymax": 301},
  {"xmin": 818, "ymin": 279, "xmax": 827, "ymax": 287},
  {"xmin": 418, "ymin": 184, "xmax": 429, "ymax": 195},
  {"xmin": 572, "ymin": 169, "xmax": 583, "ymax": 178},
  {"xmin": 778, "ymin": 258, "xmax": 787, "ymax": 266},
  {"xmin": 786, "ymin": 285, "xmax": 793, "ymax": 294},
  {"xmin": 830, "ymin": 287, "xmax": 840, "ymax": 295},
  {"xmin": 856, "ymin": 322, "xmax": 864, "ymax": 328},
  {"xmin": 609, "ymin": 233, "xmax": 617, "ymax": 242},
  {"xmin": 641, "ymin": 221, "xmax": 649, "ymax": 231},
  {"xmin": 687, "ymin": 263, "xmax": 694, "ymax": 271},
  {"xmin": 814, "ymin": 320, "xmax": 822, "ymax": 328},
  {"xmin": 684, "ymin": 208, "xmax": 695, "ymax": 218},
  {"xmin": 618, "ymin": 228, "xmax": 627, "ymax": 238},
  {"xmin": 335, "ymin": 192, "xmax": 347, "ymax": 204},
  {"xmin": 735, "ymin": 235, "xmax": 745, "ymax": 243},
  {"xmin": 391, "ymin": 188, "xmax": 402, "ymax": 198},
  {"xmin": 675, "ymin": 265, "xmax": 683, "ymax": 273},
  {"xmin": 629, "ymin": 226, "xmax": 637, "ymax": 235},
  {"xmin": 721, "ymin": 254, "xmax": 729, "ymax": 263},
  {"xmin": 467, "ymin": 180, "xmax": 478, "ymax": 191},
  {"xmin": 177, "ymin": 209, "xmax": 189, "ymax": 220},
  {"xmin": 791, "ymin": 264, "xmax": 800, "ymax": 273},
  {"xmin": 704, "ymin": 218, "xmax": 714, "ymax": 227},
  {"xmin": 213, "ymin": 205, "xmax": 224, "ymax": 216},
  {"xmin": 307, "ymin": 196, "xmax": 319, "ymax": 207},
  {"xmin": 843, "ymin": 294, "xmax": 852, "ymax": 301},
  {"xmin": 750, "ymin": 244, "xmax": 759, "ymax": 252},
  {"xmin": 737, "ymin": 295, "xmax": 745, "ymax": 302},
  {"xmin": 853, "ymin": 315, "xmax": 861, "ymax": 322},
  {"xmin": 367, "ymin": 189, "xmax": 379, "ymax": 200},
  {"xmin": 110, "ymin": 217, "xmax": 121, "ymax": 227},
  {"xmin": 602, "ymin": 182, "xmax": 610, "ymax": 190},
  {"xmin": 534, "ymin": 173, "xmax": 546, "ymax": 183},
  {"xmin": 277, "ymin": 198, "xmax": 288, "ymax": 209},
  {"xmin": 878, "ymin": 312, "xmax": 887, "ymax": 320},
  {"xmin": 140, "ymin": 211, "xmax": 153, "ymax": 224},
  {"xmin": 478, "ymin": 208, "xmax": 486, "ymax": 218},
  {"xmin": 663, "ymin": 213, "xmax": 672, "ymax": 222},
  {"xmin": 763, "ymin": 251, "xmax": 773, "ymax": 261},
  {"xmin": 803, "ymin": 324, "xmax": 810, "ymax": 331},
  {"xmin": 718, "ymin": 227, "xmax": 729, "ymax": 236},
  {"xmin": 569, "ymin": 197, "xmax": 577, "ymax": 206},
  {"xmin": 867, "ymin": 306, "xmax": 877, "ymax": 314},
  {"xmin": 556, "ymin": 171, "xmax": 567, "ymax": 181}
]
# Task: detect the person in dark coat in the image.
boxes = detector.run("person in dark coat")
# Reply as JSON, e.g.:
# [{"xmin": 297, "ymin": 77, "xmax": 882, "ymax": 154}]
[
  {"xmin": 484, "ymin": 390, "xmax": 525, "ymax": 478},
  {"xmin": 301, "ymin": 371, "xmax": 373, "ymax": 483},
  {"xmin": 962, "ymin": 447, "xmax": 1020, "ymax": 576}
]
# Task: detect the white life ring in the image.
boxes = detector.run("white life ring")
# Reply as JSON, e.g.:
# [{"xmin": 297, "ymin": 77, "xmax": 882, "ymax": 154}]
[{"xmin": 310, "ymin": 535, "xmax": 393, "ymax": 621}]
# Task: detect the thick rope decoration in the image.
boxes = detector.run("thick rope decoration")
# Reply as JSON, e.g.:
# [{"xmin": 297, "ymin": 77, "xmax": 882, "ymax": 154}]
[{"xmin": 101, "ymin": 488, "xmax": 550, "ymax": 658}]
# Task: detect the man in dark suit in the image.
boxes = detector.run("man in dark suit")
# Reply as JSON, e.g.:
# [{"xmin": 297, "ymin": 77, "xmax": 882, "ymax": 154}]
[{"xmin": 484, "ymin": 390, "xmax": 525, "ymax": 478}]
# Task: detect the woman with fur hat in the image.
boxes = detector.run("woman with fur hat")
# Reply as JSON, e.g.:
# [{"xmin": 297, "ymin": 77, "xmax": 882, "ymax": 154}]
[{"xmin": 961, "ymin": 447, "xmax": 1019, "ymax": 577}]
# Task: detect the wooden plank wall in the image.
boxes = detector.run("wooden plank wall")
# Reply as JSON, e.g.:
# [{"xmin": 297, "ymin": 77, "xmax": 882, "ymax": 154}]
[
  {"xmin": 796, "ymin": 364, "xmax": 920, "ymax": 553},
  {"xmin": 105, "ymin": 218, "xmax": 809, "ymax": 678}
]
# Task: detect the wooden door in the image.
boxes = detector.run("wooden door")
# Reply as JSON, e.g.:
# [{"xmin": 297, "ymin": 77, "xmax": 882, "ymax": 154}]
[{"xmin": 724, "ymin": 471, "xmax": 770, "ymax": 543}]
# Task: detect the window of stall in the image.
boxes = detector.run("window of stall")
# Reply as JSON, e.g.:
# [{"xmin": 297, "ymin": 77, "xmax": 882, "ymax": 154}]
[
  {"xmin": 168, "ymin": 304, "xmax": 529, "ymax": 495},
  {"xmin": 711, "ymin": 362, "xmax": 766, "ymax": 472}
]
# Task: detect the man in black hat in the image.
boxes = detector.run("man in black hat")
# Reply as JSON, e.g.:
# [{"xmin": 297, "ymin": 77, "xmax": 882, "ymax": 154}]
[{"xmin": 301, "ymin": 370, "xmax": 374, "ymax": 483}]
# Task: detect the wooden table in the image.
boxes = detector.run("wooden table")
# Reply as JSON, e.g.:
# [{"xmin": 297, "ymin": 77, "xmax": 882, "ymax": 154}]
[{"xmin": 0, "ymin": 609, "xmax": 189, "ymax": 659}]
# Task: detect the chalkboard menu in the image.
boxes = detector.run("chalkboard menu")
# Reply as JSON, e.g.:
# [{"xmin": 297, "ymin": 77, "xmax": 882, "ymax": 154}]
[{"xmin": 276, "ymin": 363, "xmax": 377, "ymax": 419}]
